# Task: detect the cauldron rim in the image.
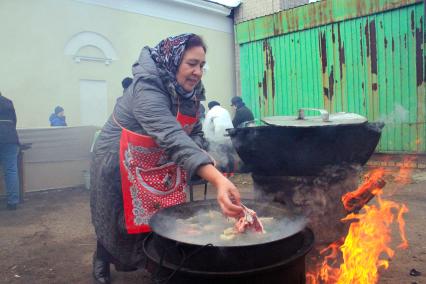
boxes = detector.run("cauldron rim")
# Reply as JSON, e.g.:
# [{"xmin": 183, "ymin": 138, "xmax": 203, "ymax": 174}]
[
  {"xmin": 143, "ymin": 227, "xmax": 314, "ymax": 276},
  {"xmin": 226, "ymin": 120, "xmax": 369, "ymax": 134}
]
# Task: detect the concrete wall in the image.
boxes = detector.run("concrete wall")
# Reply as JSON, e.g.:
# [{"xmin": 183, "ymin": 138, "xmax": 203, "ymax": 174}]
[
  {"xmin": 0, "ymin": 126, "xmax": 98, "ymax": 195},
  {"xmin": 0, "ymin": 0, "xmax": 236, "ymax": 128},
  {"xmin": 234, "ymin": 0, "xmax": 311, "ymax": 24},
  {"xmin": 234, "ymin": 0, "xmax": 280, "ymax": 24}
]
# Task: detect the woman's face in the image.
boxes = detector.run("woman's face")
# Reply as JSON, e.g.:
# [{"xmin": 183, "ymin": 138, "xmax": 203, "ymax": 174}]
[{"xmin": 176, "ymin": 46, "xmax": 206, "ymax": 92}]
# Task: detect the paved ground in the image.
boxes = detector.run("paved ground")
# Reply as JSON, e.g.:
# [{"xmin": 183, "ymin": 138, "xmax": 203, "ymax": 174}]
[{"xmin": 0, "ymin": 171, "xmax": 425, "ymax": 284}]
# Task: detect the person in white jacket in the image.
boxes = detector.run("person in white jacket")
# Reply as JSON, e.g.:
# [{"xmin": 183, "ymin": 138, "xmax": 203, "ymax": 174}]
[{"xmin": 203, "ymin": 101, "xmax": 235, "ymax": 176}]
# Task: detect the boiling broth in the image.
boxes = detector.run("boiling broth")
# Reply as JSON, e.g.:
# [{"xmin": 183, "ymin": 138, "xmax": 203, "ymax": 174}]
[{"xmin": 169, "ymin": 210, "xmax": 306, "ymax": 246}]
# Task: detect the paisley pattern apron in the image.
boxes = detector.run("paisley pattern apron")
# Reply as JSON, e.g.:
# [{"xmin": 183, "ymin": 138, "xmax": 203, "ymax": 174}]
[{"xmin": 118, "ymin": 104, "xmax": 198, "ymax": 234}]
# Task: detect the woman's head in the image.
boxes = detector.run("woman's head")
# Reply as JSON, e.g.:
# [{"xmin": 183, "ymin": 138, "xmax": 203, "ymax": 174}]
[
  {"xmin": 176, "ymin": 35, "xmax": 206, "ymax": 92},
  {"xmin": 151, "ymin": 34, "xmax": 207, "ymax": 93},
  {"xmin": 184, "ymin": 35, "xmax": 207, "ymax": 53}
]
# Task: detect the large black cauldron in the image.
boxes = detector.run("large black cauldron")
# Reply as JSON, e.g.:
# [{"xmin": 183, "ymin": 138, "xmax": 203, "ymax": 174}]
[
  {"xmin": 227, "ymin": 110, "xmax": 384, "ymax": 176},
  {"xmin": 144, "ymin": 200, "xmax": 314, "ymax": 284}
]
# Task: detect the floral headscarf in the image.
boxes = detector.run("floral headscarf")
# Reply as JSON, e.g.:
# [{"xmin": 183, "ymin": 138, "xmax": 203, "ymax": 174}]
[{"xmin": 150, "ymin": 33, "xmax": 195, "ymax": 98}]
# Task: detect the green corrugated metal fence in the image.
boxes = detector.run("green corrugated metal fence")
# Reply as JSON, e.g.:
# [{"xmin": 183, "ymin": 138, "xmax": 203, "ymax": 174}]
[{"xmin": 236, "ymin": 0, "xmax": 425, "ymax": 153}]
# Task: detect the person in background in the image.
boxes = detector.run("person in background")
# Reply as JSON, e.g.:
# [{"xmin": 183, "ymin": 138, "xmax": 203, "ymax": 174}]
[
  {"xmin": 90, "ymin": 34, "xmax": 242, "ymax": 284},
  {"xmin": 231, "ymin": 96, "xmax": 254, "ymax": 128},
  {"xmin": 49, "ymin": 106, "xmax": 67, "ymax": 127},
  {"xmin": 0, "ymin": 92, "xmax": 20, "ymax": 210},
  {"xmin": 121, "ymin": 77, "xmax": 133, "ymax": 90},
  {"xmin": 203, "ymin": 101, "xmax": 235, "ymax": 177}
]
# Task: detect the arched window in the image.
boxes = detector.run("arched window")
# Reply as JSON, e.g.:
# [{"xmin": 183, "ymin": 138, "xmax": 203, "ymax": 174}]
[{"xmin": 64, "ymin": 31, "xmax": 118, "ymax": 65}]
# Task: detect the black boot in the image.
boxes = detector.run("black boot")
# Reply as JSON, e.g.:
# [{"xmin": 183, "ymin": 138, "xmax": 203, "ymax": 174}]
[{"xmin": 92, "ymin": 253, "xmax": 111, "ymax": 284}]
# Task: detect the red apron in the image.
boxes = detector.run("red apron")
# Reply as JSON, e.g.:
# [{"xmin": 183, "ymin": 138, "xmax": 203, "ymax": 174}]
[{"xmin": 119, "ymin": 108, "xmax": 198, "ymax": 234}]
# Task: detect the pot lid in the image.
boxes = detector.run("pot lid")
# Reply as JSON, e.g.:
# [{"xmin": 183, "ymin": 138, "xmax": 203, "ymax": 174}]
[{"xmin": 261, "ymin": 108, "xmax": 367, "ymax": 127}]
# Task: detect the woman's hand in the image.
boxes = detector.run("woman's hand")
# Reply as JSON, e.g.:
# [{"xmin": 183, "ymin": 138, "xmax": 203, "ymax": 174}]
[
  {"xmin": 215, "ymin": 176, "xmax": 243, "ymax": 217},
  {"xmin": 197, "ymin": 164, "xmax": 243, "ymax": 217}
]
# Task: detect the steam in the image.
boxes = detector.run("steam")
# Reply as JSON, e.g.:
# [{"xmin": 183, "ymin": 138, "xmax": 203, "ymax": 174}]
[
  {"xmin": 160, "ymin": 209, "xmax": 307, "ymax": 246},
  {"xmin": 207, "ymin": 140, "xmax": 238, "ymax": 172},
  {"xmin": 379, "ymin": 103, "xmax": 409, "ymax": 125},
  {"xmin": 253, "ymin": 164, "xmax": 362, "ymax": 246}
]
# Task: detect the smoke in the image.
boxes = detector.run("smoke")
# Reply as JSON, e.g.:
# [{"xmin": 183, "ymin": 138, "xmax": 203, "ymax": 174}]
[
  {"xmin": 379, "ymin": 103, "xmax": 409, "ymax": 125},
  {"xmin": 153, "ymin": 205, "xmax": 307, "ymax": 246},
  {"xmin": 206, "ymin": 139, "xmax": 238, "ymax": 173},
  {"xmin": 253, "ymin": 164, "xmax": 362, "ymax": 246}
]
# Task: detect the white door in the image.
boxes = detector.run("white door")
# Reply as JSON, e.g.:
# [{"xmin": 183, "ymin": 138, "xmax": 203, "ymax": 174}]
[{"xmin": 79, "ymin": 80, "xmax": 107, "ymax": 126}]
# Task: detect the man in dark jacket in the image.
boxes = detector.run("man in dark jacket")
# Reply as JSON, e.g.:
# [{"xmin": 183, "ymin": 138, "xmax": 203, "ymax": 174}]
[
  {"xmin": 231, "ymin": 96, "xmax": 254, "ymax": 127},
  {"xmin": 0, "ymin": 92, "xmax": 20, "ymax": 210}
]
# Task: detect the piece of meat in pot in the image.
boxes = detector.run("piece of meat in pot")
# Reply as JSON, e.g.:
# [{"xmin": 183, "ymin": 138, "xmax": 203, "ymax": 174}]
[{"xmin": 234, "ymin": 204, "xmax": 265, "ymax": 234}]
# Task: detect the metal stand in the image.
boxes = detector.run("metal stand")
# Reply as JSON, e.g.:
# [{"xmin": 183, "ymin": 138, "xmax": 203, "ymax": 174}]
[{"xmin": 188, "ymin": 179, "xmax": 208, "ymax": 202}]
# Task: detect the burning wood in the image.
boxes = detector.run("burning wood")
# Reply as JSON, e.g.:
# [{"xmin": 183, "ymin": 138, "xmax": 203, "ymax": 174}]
[{"xmin": 342, "ymin": 168, "xmax": 386, "ymax": 213}]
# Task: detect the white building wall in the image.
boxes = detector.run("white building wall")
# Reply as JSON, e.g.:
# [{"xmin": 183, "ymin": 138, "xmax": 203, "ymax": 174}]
[{"xmin": 0, "ymin": 0, "xmax": 235, "ymax": 128}]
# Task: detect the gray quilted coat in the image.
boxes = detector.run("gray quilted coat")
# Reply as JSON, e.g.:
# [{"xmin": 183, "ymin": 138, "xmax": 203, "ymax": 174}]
[{"xmin": 90, "ymin": 47, "xmax": 212, "ymax": 266}]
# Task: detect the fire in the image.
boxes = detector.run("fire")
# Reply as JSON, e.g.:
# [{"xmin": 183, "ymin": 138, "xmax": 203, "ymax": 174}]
[
  {"xmin": 337, "ymin": 194, "xmax": 408, "ymax": 283},
  {"xmin": 307, "ymin": 158, "xmax": 413, "ymax": 284},
  {"xmin": 307, "ymin": 242, "xmax": 342, "ymax": 284},
  {"xmin": 394, "ymin": 156, "xmax": 416, "ymax": 184}
]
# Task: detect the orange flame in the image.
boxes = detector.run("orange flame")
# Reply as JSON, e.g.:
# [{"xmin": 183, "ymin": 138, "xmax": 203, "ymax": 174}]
[
  {"xmin": 307, "ymin": 242, "xmax": 342, "ymax": 284},
  {"xmin": 394, "ymin": 156, "xmax": 416, "ymax": 185},
  {"xmin": 397, "ymin": 204, "xmax": 409, "ymax": 249},
  {"xmin": 337, "ymin": 193, "xmax": 408, "ymax": 283},
  {"xmin": 307, "ymin": 161, "xmax": 411, "ymax": 284}
]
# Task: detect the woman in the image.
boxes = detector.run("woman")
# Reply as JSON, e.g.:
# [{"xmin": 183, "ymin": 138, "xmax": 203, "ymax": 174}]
[{"xmin": 90, "ymin": 34, "xmax": 243, "ymax": 284}]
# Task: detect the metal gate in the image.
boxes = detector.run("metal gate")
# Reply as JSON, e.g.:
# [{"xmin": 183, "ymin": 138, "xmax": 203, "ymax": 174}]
[{"xmin": 236, "ymin": 0, "xmax": 425, "ymax": 153}]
